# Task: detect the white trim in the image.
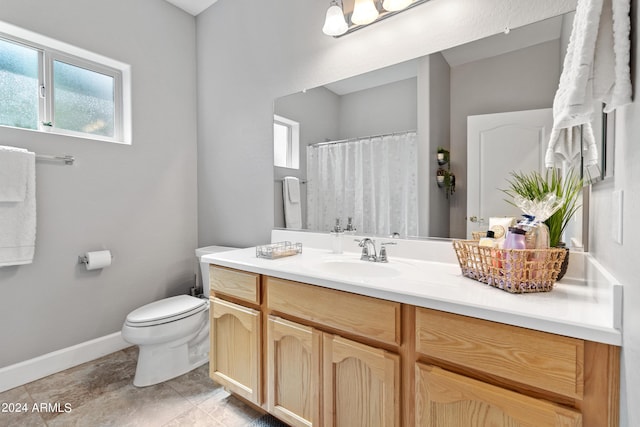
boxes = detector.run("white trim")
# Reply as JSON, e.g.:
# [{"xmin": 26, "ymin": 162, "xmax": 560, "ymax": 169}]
[{"xmin": 0, "ymin": 332, "xmax": 130, "ymax": 393}]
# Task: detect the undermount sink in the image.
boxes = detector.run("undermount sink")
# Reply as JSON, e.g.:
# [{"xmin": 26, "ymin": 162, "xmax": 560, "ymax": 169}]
[{"xmin": 313, "ymin": 259, "xmax": 402, "ymax": 278}]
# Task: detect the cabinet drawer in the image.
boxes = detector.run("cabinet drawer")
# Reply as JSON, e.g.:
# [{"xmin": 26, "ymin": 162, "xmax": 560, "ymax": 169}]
[
  {"xmin": 266, "ymin": 276, "xmax": 401, "ymax": 346},
  {"xmin": 415, "ymin": 363, "xmax": 582, "ymax": 427},
  {"xmin": 210, "ymin": 265, "xmax": 260, "ymax": 304},
  {"xmin": 415, "ymin": 308, "xmax": 584, "ymax": 399}
]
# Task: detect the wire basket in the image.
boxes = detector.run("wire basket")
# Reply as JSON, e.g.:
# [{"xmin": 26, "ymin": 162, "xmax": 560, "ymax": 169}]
[
  {"xmin": 452, "ymin": 240, "xmax": 567, "ymax": 293},
  {"xmin": 256, "ymin": 241, "xmax": 302, "ymax": 260},
  {"xmin": 471, "ymin": 231, "xmax": 487, "ymax": 240}
]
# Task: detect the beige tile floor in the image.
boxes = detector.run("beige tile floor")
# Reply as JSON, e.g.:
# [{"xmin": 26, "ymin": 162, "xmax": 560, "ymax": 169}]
[{"xmin": 0, "ymin": 347, "xmax": 272, "ymax": 427}]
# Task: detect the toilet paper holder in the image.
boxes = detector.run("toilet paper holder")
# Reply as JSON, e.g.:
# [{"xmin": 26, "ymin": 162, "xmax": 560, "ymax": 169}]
[{"xmin": 78, "ymin": 250, "xmax": 113, "ymax": 270}]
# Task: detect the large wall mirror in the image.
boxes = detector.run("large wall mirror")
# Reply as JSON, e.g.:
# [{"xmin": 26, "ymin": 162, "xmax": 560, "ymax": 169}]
[{"xmin": 274, "ymin": 10, "xmax": 600, "ymax": 248}]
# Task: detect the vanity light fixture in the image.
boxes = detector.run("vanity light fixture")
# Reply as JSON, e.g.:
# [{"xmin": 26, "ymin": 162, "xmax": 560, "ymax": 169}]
[
  {"xmin": 322, "ymin": 0, "xmax": 349, "ymax": 36},
  {"xmin": 382, "ymin": 0, "xmax": 412, "ymax": 11},
  {"xmin": 351, "ymin": 0, "xmax": 380, "ymax": 25},
  {"xmin": 323, "ymin": 0, "xmax": 430, "ymax": 37}
]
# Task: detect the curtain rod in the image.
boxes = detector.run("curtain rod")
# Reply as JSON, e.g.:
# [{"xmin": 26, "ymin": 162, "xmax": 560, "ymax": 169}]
[
  {"xmin": 275, "ymin": 179, "xmax": 307, "ymax": 184},
  {"xmin": 309, "ymin": 129, "xmax": 417, "ymax": 148}
]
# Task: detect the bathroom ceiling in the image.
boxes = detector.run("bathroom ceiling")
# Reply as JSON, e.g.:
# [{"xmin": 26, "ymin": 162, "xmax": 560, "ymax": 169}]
[{"xmin": 164, "ymin": 0, "xmax": 218, "ymax": 16}]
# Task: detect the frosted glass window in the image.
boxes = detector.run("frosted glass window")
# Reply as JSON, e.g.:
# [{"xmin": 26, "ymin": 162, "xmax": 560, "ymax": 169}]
[
  {"xmin": 0, "ymin": 24, "xmax": 130, "ymax": 144},
  {"xmin": 53, "ymin": 60, "xmax": 115, "ymax": 138},
  {"xmin": 0, "ymin": 38, "xmax": 39, "ymax": 130}
]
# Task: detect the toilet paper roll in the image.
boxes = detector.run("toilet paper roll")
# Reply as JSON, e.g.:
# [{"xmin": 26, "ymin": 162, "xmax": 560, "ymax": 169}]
[{"xmin": 85, "ymin": 250, "xmax": 112, "ymax": 270}]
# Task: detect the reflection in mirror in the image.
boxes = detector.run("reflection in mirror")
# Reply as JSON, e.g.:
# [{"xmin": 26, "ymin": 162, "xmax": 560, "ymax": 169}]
[{"xmin": 274, "ymin": 11, "xmax": 594, "ymax": 249}]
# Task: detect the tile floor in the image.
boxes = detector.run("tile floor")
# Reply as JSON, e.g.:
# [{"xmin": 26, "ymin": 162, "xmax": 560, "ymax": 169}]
[{"xmin": 0, "ymin": 347, "xmax": 273, "ymax": 427}]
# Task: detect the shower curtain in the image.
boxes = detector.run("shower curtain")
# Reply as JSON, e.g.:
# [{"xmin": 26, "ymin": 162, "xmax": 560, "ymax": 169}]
[{"xmin": 306, "ymin": 131, "xmax": 418, "ymax": 237}]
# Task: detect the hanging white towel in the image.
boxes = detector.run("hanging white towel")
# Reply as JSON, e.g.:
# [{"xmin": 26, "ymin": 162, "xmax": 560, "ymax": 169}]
[
  {"xmin": 282, "ymin": 177, "xmax": 302, "ymax": 229},
  {"xmin": 545, "ymin": 0, "xmax": 632, "ymax": 169},
  {"xmin": 0, "ymin": 146, "xmax": 36, "ymax": 266},
  {"xmin": 0, "ymin": 145, "xmax": 29, "ymax": 202}
]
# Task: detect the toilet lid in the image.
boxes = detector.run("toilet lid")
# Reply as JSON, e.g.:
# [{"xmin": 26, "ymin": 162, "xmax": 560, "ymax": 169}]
[{"xmin": 126, "ymin": 295, "xmax": 207, "ymax": 326}]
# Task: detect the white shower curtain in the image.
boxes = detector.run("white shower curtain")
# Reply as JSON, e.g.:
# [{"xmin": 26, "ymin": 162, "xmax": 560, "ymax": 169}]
[{"xmin": 306, "ymin": 131, "xmax": 418, "ymax": 237}]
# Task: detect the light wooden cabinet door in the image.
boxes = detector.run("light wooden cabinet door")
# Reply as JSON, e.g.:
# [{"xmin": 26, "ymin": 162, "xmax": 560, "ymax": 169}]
[
  {"xmin": 415, "ymin": 363, "xmax": 582, "ymax": 427},
  {"xmin": 323, "ymin": 334, "xmax": 400, "ymax": 427},
  {"xmin": 210, "ymin": 298, "xmax": 261, "ymax": 405},
  {"xmin": 267, "ymin": 316, "xmax": 321, "ymax": 427}
]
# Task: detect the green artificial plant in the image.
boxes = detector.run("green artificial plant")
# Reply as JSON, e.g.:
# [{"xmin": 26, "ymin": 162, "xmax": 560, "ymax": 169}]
[{"xmin": 502, "ymin": 168, "xmax": 583, "ymax": 247}]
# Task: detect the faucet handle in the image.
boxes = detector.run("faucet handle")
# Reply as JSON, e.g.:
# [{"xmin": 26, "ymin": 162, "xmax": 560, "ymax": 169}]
[
  {"xmin": 355, "ymin": 238, "xmax": 374, "ymax": 246},
  {"xmin": 378, "ymin": 242, "xmax": 397, "ymax": 263}
]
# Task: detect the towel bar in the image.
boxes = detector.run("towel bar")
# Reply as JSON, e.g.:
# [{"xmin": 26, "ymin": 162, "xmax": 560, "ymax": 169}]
[{"xmin": 35, "ymin": 154, "xmax": 75, "ymax": 165}]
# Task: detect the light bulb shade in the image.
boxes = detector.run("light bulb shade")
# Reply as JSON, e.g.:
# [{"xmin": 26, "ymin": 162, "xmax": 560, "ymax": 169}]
[
  {"xmin": 351, "ymin": 0, "xmax": 379, "ymax": 25},
  {"xmin": 382, "ymin": 0, "xmax": 412, "ymax": 11},
  {"xmin": 322, "ymin": 4, "xmax": 348, "ymax": 36}
]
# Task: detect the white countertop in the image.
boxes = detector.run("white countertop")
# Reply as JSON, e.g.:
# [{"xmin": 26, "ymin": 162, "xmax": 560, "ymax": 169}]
[{"xmin": 203, "ymin": 241, "xmax": 622, "ymax": 346}]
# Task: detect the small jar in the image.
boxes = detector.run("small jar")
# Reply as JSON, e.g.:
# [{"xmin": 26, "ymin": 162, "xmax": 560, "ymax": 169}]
[{"xmin": 478, "ymin": 230, "xmax": 497, "ymax": 248}]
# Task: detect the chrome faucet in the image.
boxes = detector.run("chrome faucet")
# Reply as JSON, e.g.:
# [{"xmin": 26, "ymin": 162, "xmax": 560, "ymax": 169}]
[
  {"xmin": 357, "ymin": 238, "xmax": 378, "ymax": 261},
  {"xmin": 356, "ymin": 239, "xmax": 397, "ymax": 263}
]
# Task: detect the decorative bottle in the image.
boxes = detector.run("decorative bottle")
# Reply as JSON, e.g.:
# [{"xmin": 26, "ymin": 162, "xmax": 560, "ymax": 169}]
[{"xmin": 503, "ymin": 227, "xmax": 527, "ymax": 286}]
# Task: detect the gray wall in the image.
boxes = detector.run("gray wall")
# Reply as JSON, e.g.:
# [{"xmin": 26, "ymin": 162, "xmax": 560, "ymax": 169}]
[
  {"xmin": 449, "ymin": 39, "xmax": 561, "ymax": 238},
  {"xmin": 427, "ymin": 53, "xmax": 451, "ymax": 237},
  {"xmin": 338, "ymin": 77, "xmax": 417, "ymax": 139},
  {"xmin": 0, "ymin": 0, "xmax": 197, "ymax": 367},
  {"xmin": 589, "ymin": 3, "xmax": 640, "ymax": 425}
]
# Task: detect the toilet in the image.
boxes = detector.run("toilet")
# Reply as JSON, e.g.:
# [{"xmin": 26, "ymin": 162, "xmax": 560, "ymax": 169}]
[{"xmin": 122, "ymin": 245, "xmax": 236, "ymax": 387}]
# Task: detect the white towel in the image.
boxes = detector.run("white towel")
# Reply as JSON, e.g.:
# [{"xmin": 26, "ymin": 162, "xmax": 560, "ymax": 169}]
[
  {"xmin": 0, "ymin": 145, "xmax": 29, "ymax": 202},
  {"xmin": 545, "ymin": 0, "xmax": 632, "ymax": 168},
  {"xmin": 0, "ymin": 147, "xmax": 36, "ymax": 266},
  {"xmin": 284, "ymin": 176, "xmax": 300, "ymax": 203},
  {"xmin": 282, "ymin": 177, "xmax": 302, "ymax": 229}
]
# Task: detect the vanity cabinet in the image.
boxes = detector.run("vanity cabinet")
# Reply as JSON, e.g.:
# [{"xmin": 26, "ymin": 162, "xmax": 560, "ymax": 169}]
[
  {"xmin": 415, "ymin": 307, "xmax": 618, "ymax": 427},
  {"xmin": 323, "ymin": 333, "xmax": 400, "ymax": 427},
  {"xmin": 267, "ymin": 316, "xmax": 321, "ymax": 427},
  {"xmin": 209, "ymin": 264, "xmax": 619, "ymax": 427},
  {"xmin": 209, "ymin": 266, "xmax": 262, "ymax": 406},
  {"xmin": 210, "ymin": 298, "xmax": 261, "ymax": 405},
  {"xmin": 266, "ymin": 276, "xmax": 401, "ymax": 427},
  {"xmin": 415, "ymin": 364, "xmax": 582, "ymax": 427}
]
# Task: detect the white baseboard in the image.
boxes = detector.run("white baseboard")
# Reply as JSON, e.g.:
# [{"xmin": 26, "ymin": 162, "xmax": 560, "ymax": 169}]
[{"xmin": 0, "ymin": 332, "xmax": 131, "ymax": 393}]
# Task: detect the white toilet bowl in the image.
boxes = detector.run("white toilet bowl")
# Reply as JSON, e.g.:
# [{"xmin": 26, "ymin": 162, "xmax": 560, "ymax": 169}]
[{"xmin": 122, "ymin": 245, "xmax": 236, "ymax": 387}]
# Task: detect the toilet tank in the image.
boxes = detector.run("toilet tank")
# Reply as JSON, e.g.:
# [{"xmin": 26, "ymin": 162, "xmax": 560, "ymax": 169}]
[{"xmin": 195, "ymin": 245, "xmax": 237, "ymax": 297}]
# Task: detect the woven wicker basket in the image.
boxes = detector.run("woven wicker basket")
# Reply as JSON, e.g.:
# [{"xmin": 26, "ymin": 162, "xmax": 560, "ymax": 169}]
[
  {"xmin": 471, "ymin": 231, "xmax": 487, "ymax": 240},
  {"xmin": 452, "ymin": 240, "xmax": 567, "ymax": 293}
]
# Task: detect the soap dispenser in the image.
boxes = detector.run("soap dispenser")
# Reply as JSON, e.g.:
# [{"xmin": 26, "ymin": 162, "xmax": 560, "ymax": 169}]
[
  {"xmin": 331, "ymin": 218, "xmax": 343, "ymax": 254},
  {"xmin": 345, "ymin": 217, "xmax": 357, "ymax": 234}
]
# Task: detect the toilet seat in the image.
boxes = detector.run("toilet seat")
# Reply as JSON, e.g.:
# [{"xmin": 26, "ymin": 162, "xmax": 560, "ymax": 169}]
[{"xmin": 125, "ymin": 295, "xmax": 208, "ymax": 327}]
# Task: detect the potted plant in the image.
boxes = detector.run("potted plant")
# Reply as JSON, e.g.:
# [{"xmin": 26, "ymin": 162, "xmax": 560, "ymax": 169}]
[
  {"xmin": 502, "ymin": 168, "xmax": 583, "ymax": 279},
  {"xmin": 437, "ymin": 147, "xmax": 449, "ymax": 165},
  {"xmin": 436, "ymin": 168, "xmax": 455, "ymax": 198},
  {"xmin": 436, "ymin": 168, "xmax": 447, "ymax": 186}
]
